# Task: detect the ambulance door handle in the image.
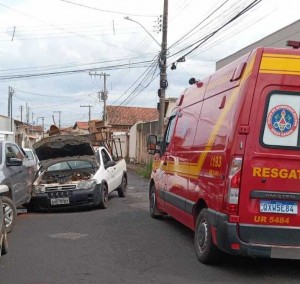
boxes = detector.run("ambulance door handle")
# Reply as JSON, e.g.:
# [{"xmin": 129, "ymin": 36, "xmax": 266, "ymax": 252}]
[{"xmin": 163, "ymin": 157, "xmax": 168, "ymax": 166}]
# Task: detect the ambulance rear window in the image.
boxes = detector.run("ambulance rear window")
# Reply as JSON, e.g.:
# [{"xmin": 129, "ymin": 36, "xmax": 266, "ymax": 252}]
[{"xmin": 262, "ymin": 91, "xmax": 300, "ymax": 148}]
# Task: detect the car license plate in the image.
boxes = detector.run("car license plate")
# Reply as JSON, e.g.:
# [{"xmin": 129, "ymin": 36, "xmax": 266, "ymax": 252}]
[
  {"xmin": 50, "ymin": 197, "xmax": 70, "ymax": 205},
  {"xmin": 260, "ymin": 200, "xmax": 298, "ymax": 214}
]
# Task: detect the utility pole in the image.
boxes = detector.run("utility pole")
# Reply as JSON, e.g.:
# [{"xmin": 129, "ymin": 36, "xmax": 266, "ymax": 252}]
[
  {"xmin": 26, "ymin": 103, "xmax": 30, "ymax": 124},
  {"xmin": 37, "ymin": 116, "xmax": 45, "ymax": 138},
  {"xmin": 89, "ymin": 72, "xmax": 110, "ymax": 125},
  {"xmin": 8, "ymin": 86, "xmax": 15, "ymax": 132},
  {"xmin": 158, "ymin": 0, "xmax": 168, "ymax": 138},
  {"xmin": 80, "ymin": 105, "xmax": 93, "ymax": 121},
  {"xmin": 8, "ymin": 88, "xmax": 11, "ymax": 117},
  {"xmin": 20, "ymin": 105, "xmax": 23, "ymax": 122},
  {"xmin": 53, "ymin": 111, "xmax": 62, "ymax": 129}
]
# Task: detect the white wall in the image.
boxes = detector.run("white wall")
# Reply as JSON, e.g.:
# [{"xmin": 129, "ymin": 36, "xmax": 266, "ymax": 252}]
[
  {"xmin": 129, "ymin": 123, "xmax": 138, "ymax": 163},
  {"xmin": 0, "ymin": 116, "xmax": 14, "ymax": 141}
]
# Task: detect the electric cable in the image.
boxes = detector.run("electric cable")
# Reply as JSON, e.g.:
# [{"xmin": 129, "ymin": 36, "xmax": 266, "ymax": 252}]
[
  {"xmin": 169, "ymin": 0, "xmax": 262, "ymax": 67},
  {"xmin": 58, "ymin": 0, "xmax": 157, "ymax": 18}
]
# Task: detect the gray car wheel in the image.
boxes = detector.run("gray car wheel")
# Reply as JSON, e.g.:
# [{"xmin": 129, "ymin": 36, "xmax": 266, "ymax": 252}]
[
  {"xmin": 1, "ymin": 224, "xmax": 8, "ymax": 256},
  {"xmin": 2, "ymin": 196, "xmax": 17, "ymax": 233}
]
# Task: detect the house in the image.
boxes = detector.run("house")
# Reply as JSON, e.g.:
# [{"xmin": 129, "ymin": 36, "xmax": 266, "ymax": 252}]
[
  {"xmin": 106, "ymin": 106, "xmax": 158, "ymax": 132},
  {"xmin": 73, "ymin": 121, "xmax": 90, "ymax": 134},
  {"xmin": 0, "ymin": 115, "xmax": 14, "ymax": 141},
  {"xmin": 88, "ymin": 106, "xmax": 158, "ymax": 157},
  {"xmin": 15, "ymin": 122, "xmax": 43, "ymax": 148}
]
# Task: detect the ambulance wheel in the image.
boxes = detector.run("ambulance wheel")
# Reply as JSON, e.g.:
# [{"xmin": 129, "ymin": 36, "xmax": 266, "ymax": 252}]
[
  {"xmin": 195, "ymin": 208, "xmax": 220, "ymax": 264},
  {"xmin": 149, "ymin": 184, "xmax": 163, "ymax": 219}
]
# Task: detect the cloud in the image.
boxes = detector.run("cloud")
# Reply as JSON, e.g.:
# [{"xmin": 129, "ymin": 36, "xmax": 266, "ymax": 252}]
[{"xmin": 1, "ymin": 0, "xmax": 300, "ymax": 129}]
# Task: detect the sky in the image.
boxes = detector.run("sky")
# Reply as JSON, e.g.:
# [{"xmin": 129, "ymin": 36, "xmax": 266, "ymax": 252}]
[{"xmin": 0, "ymin": 0, "xmax": 300, "ymax": 130}]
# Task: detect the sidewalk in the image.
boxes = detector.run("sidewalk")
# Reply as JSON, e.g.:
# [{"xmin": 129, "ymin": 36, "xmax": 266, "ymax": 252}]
[{"xmin": 126, "ymin": 163, "xmax": 140, "ymax": 174}]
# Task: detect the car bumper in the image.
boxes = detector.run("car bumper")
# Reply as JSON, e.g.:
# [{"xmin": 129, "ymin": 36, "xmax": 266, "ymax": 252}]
[
  {"xmin": 30, "ymin": 185, "xmax": 101, "ymax": 211},
  {"xmin": 208, "ymin": 208, "xmax": 300, "ymax": 259}
]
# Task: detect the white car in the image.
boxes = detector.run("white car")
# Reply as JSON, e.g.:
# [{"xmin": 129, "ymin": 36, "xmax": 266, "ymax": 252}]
[{"xmin": 30, "ymin": 135, "xmax": 127, "ymax": 211}]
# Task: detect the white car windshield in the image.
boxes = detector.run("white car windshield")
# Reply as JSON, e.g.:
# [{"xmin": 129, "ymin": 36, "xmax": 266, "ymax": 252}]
[{"xmin": 47, "ymin": 160, "xmax": 94, "ymax": 171}]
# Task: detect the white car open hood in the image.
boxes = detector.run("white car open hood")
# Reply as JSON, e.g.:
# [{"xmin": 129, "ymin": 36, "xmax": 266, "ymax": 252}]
[{"xmin": 33, "ymin": 134, "xmax": 96, "ymax": 169}]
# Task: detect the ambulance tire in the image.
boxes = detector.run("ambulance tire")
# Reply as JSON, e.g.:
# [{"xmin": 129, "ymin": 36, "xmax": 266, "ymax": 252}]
[
  {"xmin": 149, "ymin": 184, "xmax": 163, "ymax": 219},
  {"xmin": 195, "ymin": 208, "xmax": 220, "ymax": 264}
]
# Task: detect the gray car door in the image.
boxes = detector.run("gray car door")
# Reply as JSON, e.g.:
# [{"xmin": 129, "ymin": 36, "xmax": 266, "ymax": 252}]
[{"xmin": 4, "ymin": 144, "xmax": 31, "ymax": 206}]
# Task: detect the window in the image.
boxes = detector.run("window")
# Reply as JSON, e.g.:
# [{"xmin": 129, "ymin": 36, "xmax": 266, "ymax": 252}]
[
  {"xmin": 5, "ymin": 144, "xmax": 24, "ymax": 162},
  {"xmin": 11, "ymin": 145, "xmax": 24, "ymax": 159},
  {"xmin": 47, "ymin": 160, "xmax": 93, "ymax": 171},
  {"xmin": 262, "ymin": 91, "xmax": 300, "ymax": 148},
  {"xmin": 162, "ymin": 114, "xmax": 177, "ymax": 153},
  {"xmin": 101, "ymin": 149, "xmax": 111, "ymax": 165},
  {"xmin": 6, "ymin": 146, "xmax": 16, "ymax": 162}
]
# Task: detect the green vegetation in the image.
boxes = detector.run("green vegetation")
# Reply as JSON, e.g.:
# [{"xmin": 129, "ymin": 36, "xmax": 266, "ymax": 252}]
[{"xmin": 137, "ymin": 162, "xmax": 153, "ymax": 179}]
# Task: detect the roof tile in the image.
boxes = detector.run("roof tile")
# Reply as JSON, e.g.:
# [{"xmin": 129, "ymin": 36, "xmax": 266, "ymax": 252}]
[{"xmin": 106, "ymin": 106, "xmax": 158, "ymax": 126}]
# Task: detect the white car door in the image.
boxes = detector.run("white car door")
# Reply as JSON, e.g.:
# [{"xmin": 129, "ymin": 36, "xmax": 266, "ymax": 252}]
[{"xmin": 101, "ymin": 149, "xmax": 118, "ymax": 192}]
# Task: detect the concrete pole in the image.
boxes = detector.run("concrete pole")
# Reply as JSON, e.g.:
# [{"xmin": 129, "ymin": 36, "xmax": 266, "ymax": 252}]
[{"xmin": 158, "ymin": 0, "xmax": 168, "ymax": 138}]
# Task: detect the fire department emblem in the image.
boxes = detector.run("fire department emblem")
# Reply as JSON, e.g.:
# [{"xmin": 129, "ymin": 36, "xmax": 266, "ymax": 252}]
[{"xmin": 267, "ymin": 105, "xmax": 298, "ymax": 137}]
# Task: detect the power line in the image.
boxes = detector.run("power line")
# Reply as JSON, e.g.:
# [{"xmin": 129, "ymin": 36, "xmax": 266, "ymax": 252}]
[
  {"xmin": 0, "ymin": 3, "xmax": 95, "ymax": 41},
  {"xmin": 118, "ymin": 62, "xmax": 159, "ymax": 107},
  {"xmin": 110, "ymin": 37, "xmax": 155, "ymax": 91},
  {"xmin": 167, "ymin": 0, "xmax": 253, "ymax": 57},
  {"xmin": 168, "ymin": 0, "xmax": 230, "ymax": 50},
  {"xmin": 0, "ymin": 59, "xmax": 155, "ymax": 81},
  {"xmin": 0, "ymin": 57, "xmax": 147, "ymax": 73},
  {"xmin": 111, "ymin": 55, "xmax": 159, "ymax": 105},
  {"xmin": 169, "ymin": 0, "xmax": 262, "ymax": 68},
  {"xmin": 58, "ymin": 0, "xmax": 157, "ymax": 17}
]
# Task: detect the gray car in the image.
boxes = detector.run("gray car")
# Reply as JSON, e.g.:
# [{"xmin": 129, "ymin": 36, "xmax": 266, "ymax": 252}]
[
  {"xmin": 23, "ymin": 147, "xmax": 40, "ymax": 170},
  {"xmin": 0, "ymin": 141, "xmax": 36, "ymax": 232},
  {"xmin": 0, "ymin": 184, "xmax": 8, "ymax": 258}
]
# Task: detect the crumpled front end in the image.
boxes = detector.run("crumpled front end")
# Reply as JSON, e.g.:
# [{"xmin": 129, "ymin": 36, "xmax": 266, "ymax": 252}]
[{"xmin": 31, "ymin": 168, "xmax": 101, "ymax": 210}]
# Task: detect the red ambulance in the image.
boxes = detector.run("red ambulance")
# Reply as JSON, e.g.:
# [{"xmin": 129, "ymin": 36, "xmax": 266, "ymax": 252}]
[{"xmin": 147, "ymin": 41, "xmax": 300, "ymax": 264}]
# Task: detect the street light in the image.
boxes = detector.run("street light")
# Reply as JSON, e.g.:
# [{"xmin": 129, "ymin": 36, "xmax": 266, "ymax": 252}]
[
  {"xmin": 124, "ymin": 16, "xmax": 161, "ymax": 48},
  {"xmin": 124, "ymin": 3, "xmax": 168, "ymax": 139}
]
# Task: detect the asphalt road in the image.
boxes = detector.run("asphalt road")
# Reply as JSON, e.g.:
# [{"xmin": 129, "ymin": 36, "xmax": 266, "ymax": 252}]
[{"xmin": 2, "ymin": 171, "xmax": 300, "ymax": 284}]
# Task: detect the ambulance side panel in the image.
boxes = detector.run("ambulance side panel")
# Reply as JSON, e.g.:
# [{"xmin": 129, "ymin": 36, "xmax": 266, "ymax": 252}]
[
  {"xmin": 157, "ymin": 52, "xmax": 251, "ymax": 231},
  {"xmin": 238, "ymin": 48, "xmax": 300, "ymax": 250}
]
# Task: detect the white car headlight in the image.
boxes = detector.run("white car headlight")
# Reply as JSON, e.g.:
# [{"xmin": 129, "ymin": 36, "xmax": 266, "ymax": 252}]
[
  {"xmin": 77, "ymin": 180, "xmax": 97, "ymax": 190},
  {"xmin": 33, "ymin": 185, "xmax": 46, "ymax": 194}
]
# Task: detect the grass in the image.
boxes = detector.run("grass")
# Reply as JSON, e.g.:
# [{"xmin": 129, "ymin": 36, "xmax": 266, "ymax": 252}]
[{"xmin": 136, "ymin": 162, "xmax": 153, "ymax": 179}]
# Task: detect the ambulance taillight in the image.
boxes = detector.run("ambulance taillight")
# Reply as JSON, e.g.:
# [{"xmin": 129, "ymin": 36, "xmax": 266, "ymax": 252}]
[{"xmin": 225, "ymin": 157, "xmax": 243, "ymax": 216}]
